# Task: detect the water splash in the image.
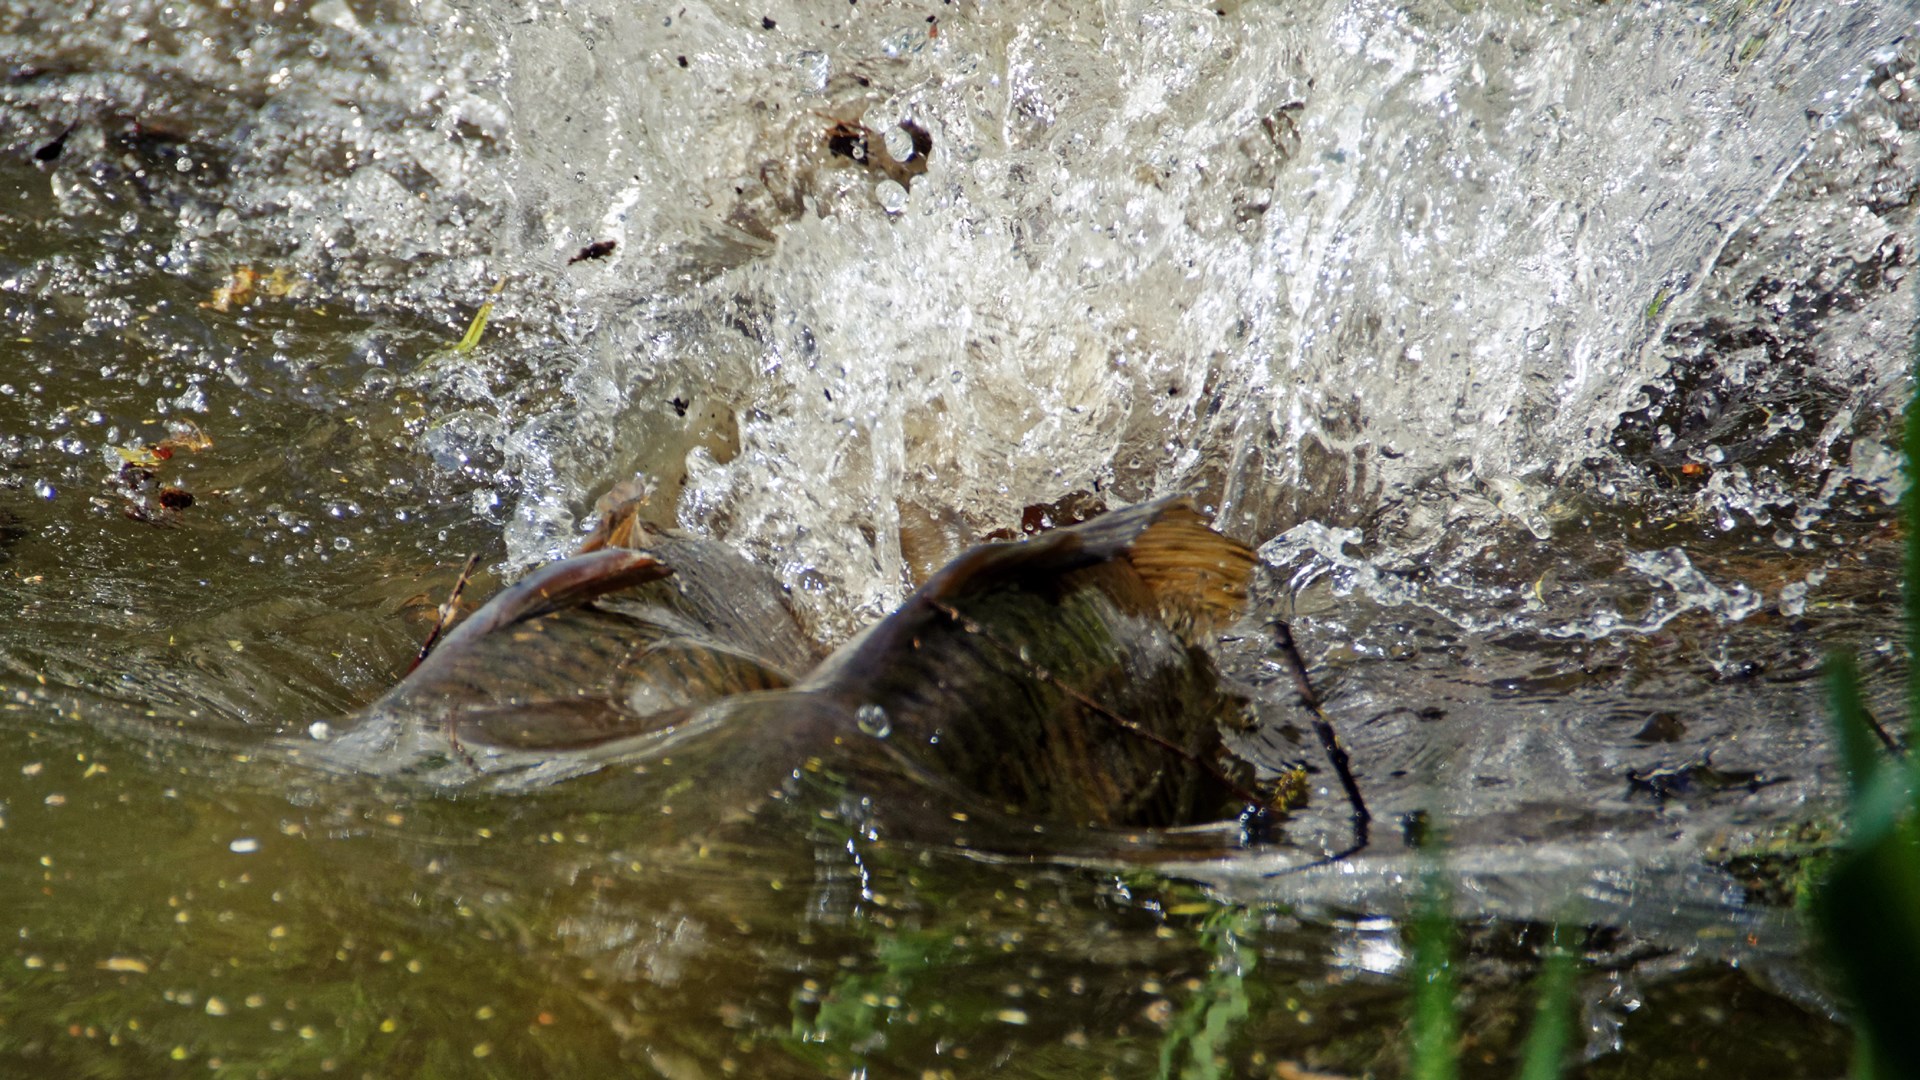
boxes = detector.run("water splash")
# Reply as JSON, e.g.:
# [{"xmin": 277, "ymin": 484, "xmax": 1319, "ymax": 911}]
[
  {"xmin": 444, "ymin": 0, "xmax": 1914, "ymax": 639},
  {"xmin": 2, "ymin": 0, "xmax": 1912, "ymax": 643}
]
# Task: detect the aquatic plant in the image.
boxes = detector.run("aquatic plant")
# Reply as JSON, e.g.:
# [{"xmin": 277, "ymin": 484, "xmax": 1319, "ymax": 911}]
[
  {"xmin": 1404, "ymin": 849, "xmax": 1574, "ymax": 1080},
  {"xmin": 1814, "ymin": 319, "xmax": 1920, "ymax": 1077},
  {"xmin": 1156, "ymin": 905, "xmax": 1255, "ymax": 1080},
  {"xmin": 1407, "ymin": 859, "xmax": 1460, "ymax": 1080}
]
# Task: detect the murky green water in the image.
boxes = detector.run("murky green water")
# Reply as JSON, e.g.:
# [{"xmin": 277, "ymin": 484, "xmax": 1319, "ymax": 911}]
[{"xmin": 2, "ymin": 0, "xmax": 1916, "ymax": 1075}]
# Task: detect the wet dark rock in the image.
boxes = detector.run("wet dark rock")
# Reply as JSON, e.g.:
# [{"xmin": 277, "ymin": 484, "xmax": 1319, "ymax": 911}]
[
  {"xmin": 1631, "ymin": 712, "xmax": 1687, "ymax": 743},
  {"xmin": 1626, "ymin": 757, "xmax": 1783, "ymax": 802}
]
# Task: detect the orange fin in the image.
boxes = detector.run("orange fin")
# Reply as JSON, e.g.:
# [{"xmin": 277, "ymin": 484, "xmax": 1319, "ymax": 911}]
[
  {"xmin": 1125, "ymin": 504, "xmax": 1255, "ymax": 638},
  {"xmin": 825, "ymin": 495, "xmax": 1245, "ymax": 679}
]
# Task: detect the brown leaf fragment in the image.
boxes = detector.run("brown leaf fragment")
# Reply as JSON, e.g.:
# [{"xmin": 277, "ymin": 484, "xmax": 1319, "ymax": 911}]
[{"xmin": 202, "ymin": 266, "xmax": 258, "ymax": 312}]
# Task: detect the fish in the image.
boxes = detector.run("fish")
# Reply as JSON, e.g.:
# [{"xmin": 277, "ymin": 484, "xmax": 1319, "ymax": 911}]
[{"xmin": 300, "ymin": 495, "xmax": 1263, "ymax": 843}]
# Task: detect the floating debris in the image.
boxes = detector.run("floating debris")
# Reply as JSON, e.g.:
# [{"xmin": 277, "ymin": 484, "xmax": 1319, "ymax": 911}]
[
  {"xmin": 32, "ymin": 123, "xmax": 72, "ymax": 162},
  {"xmin": 200, "ymin": 266, "xmax": 297, "ymax": 312},
  {"xmin": 822, "ymin": 116, "xmax": 934, "ymax": 194},
  {"xmin": 567, "ymin": 240, "xmax": 616, "ymax": 264},
  {"xmin": 112, "ymin": 420, "xmax": 213, "ymax": 469},
  {"xmin": 111, "ymin": 422, "xmax": 212, "ymax": 525},
  {"xmin": 421, "ymin": 278, "xmax": 511, "ymax": 369},
  {"xmin": 451, "ymin": 278, "xmax": 508, "ymax": 355}
]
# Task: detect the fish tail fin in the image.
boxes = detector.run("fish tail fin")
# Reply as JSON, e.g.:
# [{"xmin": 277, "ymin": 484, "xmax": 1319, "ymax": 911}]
[{"xmin": 1126, "ymin": 504, "xmax": 1256, "ymax": 639}]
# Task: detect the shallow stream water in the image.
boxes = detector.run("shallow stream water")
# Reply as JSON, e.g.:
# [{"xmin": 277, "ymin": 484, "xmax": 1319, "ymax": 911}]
[{"xmin": 0, "ymin": 0, "xmax": 1916, "ymax": 1075}]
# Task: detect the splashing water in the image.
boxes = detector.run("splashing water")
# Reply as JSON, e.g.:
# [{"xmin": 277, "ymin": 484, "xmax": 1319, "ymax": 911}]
[
  {"xmin": 0, "ymin": 0, "xmax": 1915, "ymax": 1072},
  {"xmin": 364, "ymin": 0, "xmax": 1920, "ymax": 640},
  {"xmin": 8, "ymin": 0, "xmax": 1909, "ymax": 641}
]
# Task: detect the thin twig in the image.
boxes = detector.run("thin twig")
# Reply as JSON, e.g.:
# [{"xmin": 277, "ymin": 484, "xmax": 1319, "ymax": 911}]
[
  {"xmin": 1268, "ymin": 618, "xmax": 1371, "ymax": 859},
  {"xmin": 1860, "ymin": 700, "xmax": 1907, "ymax": 758},
  {"xmin": 406, "ymin": 553, "xmax": 480, "ymax": 675},
  {"xmin": 405, "ymin": 554, "xmax": 482, "ymax": 770},
  {"xmin": 926, "ymin": 598, "xmax": 1271, "ymax": 811}
]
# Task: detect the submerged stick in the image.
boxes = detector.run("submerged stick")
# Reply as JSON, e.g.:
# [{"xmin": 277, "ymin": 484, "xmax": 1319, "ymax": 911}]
[
  {"xmin": 1859, "ymin": 699, "xmax": 1907, "ymax": 759},
  {"xmin": 1269, "ymin": 619, "xmax": 1371, "ymax": 861},
  {"xmin": 407, "ymin": 553, "xmax": 481, "ymax": 676},
  {"xmin": 403, "ymin": 553, "xmax": 483, "ymax": 768}
]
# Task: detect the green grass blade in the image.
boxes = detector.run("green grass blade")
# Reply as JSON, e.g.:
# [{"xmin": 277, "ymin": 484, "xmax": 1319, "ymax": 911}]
[
  {"xmin": 1409, "ymin": 862, "xmax": 1458, "ymax": 1080},
  {"xmin": 1514, "ymin": 927, "xmax": 1575, "ymax": 1080},
  {"xmin": 1155, "ymin": 906, "xmax": 1252, "ymax": 1080},
  {"xmin": 1849, "ymin": 1038, "xmax": 1881, "ymax": 1080},
  {"xmin": 1906, "ymin": 292, "xmax": 1920, "ymax": 766},
  {"xmin": 451, "ymin": 297, "xmax": 496, "ymax": 354},
  {"xmin": 1817, "ymin": 644, "xmax": 1920, "ymax": 1069},
  {"xmin": 1812, "ymin": 815, "xmax": 1920, "ymax": 1072}
]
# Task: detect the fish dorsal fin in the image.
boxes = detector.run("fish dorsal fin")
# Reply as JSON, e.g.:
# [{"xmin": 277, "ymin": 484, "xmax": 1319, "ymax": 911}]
[
  {"xmin": 1125, "ymin": 504, "xmax": 1255, "ymax": 639},
  {"xmin": 577, "ymin": 492, "xmax": 654, "ymax": 553},
  {"xmin": 816, "ymin": 496, "xmax": 1245, "ymax": 686},
  {"xmin": 428, "ymin": 549, "xmax": 671, "ymax": 659},
  {"xmin": 917, "ymin": 498, "xmax": 1251, "ymax": 624}
]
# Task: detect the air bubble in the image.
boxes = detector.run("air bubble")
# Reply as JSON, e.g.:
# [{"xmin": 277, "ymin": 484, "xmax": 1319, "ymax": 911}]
[
  {"xmin": 855, "ymin": 703, "xmax": 892, "ymax": 738},
  {"xmin": 1778, "ymin": 581, "xmax": 1809, "ymax": 617}
]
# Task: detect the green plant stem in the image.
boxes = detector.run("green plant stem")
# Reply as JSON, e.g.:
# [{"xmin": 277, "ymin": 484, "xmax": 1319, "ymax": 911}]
[
  {"xmin": 1409, "ymin": 862, "xmax": 1458, "ymax": 1080},
  {"xmin": 1905, "ymin": 271, "xmax": 1920, "ymax": 771},
  {"xmin": 1907, "ymin": 342, "xmax": 1920, "ymax": 764},
  {"xmin": 1515, "ymin": 930, "xmax": 1575, "ymax": 1080}
]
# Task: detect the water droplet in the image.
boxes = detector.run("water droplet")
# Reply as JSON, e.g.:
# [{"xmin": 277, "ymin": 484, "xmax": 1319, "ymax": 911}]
[
  {"xmin": 883, "ymin": 125, "xmax": 915, "ymax": 162},
  {"xmin": 855, "ymin": 703, "xmax": 891, "ymax": 738},
  {"xmin": 1778, "ymin": 581, "xmax": 1809, "ymax": 617}
]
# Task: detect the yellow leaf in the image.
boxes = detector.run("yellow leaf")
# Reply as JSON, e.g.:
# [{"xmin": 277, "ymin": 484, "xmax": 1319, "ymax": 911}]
[{"xmin": 451, "ymin": 278, "xmax": 509, "ymax": 355}]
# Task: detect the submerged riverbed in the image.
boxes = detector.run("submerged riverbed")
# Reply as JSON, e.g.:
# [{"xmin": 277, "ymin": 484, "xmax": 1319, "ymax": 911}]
[{"xmin": 1, "ymin": 0, "xmax": 1916, "ymax": 1075}]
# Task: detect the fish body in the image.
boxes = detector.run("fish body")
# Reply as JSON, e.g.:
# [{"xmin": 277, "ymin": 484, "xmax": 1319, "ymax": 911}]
[{"xmin": 304, "ymin": 497, "xmax": 1258, "ymax": 836}]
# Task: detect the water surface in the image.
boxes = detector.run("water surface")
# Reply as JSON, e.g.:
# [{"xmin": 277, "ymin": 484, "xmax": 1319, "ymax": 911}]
[{"xmin": 0, "ymin": 0, "xmax": 1915, "ymax": 1074}]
